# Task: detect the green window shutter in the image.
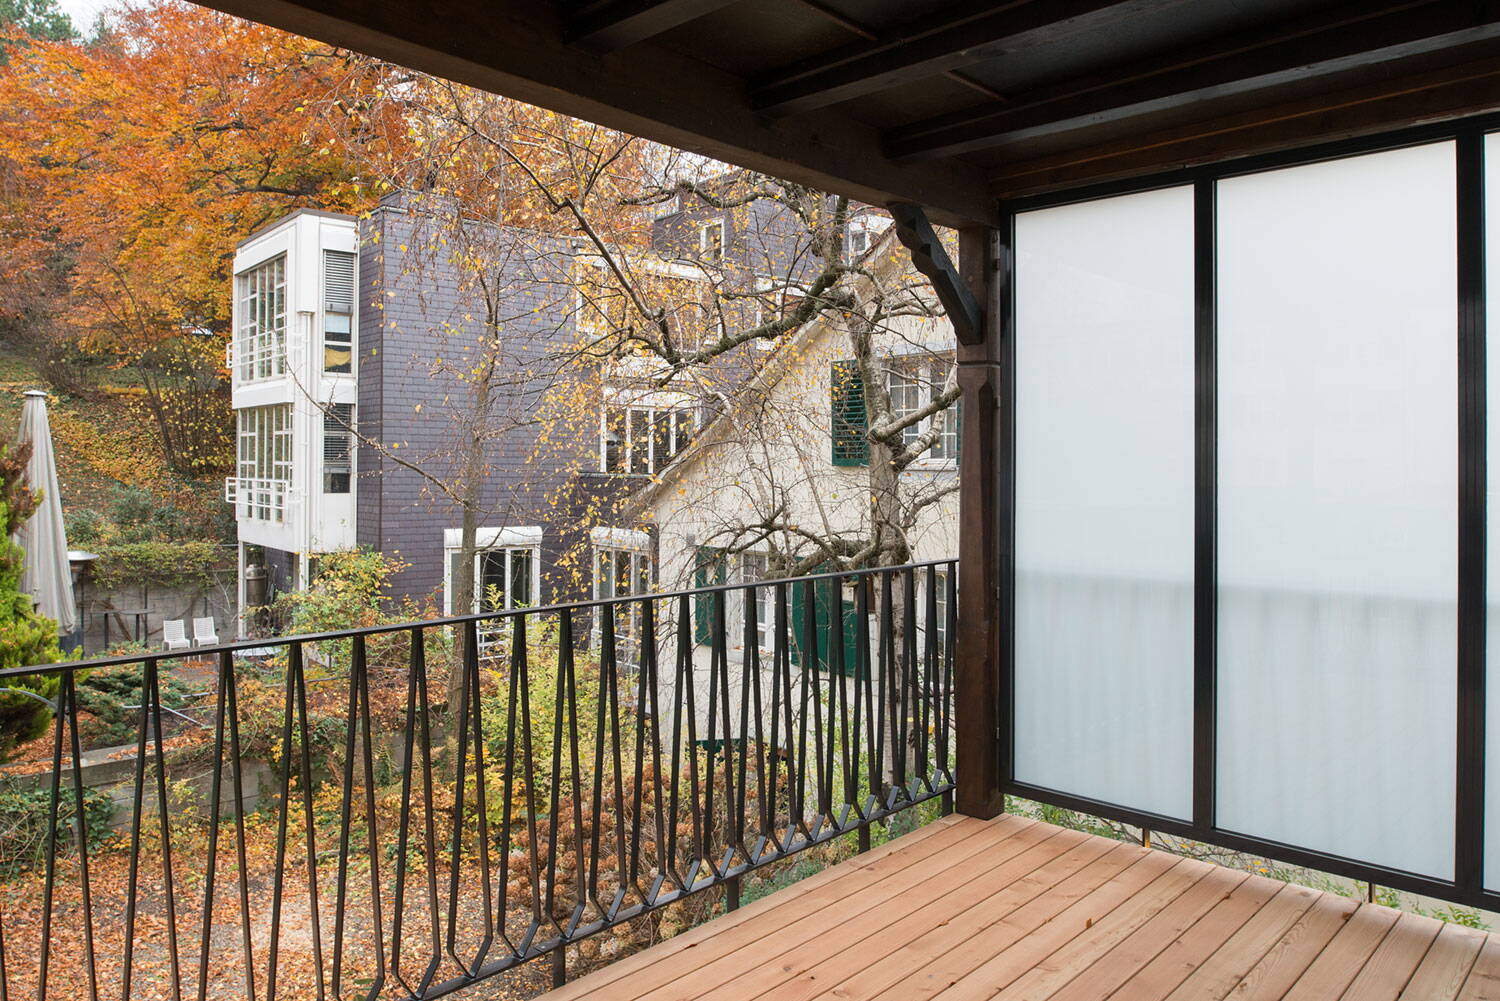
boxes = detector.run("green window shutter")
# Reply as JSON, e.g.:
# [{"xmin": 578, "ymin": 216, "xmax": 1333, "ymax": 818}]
[
  {"xmin": 789, "ymin": 571, "xmax": 857, "ymax": 675},
  {"xmin": 830, "ymin": 361, "xmax": 869, "ymax": 467},
  {"xmin": 693, "ymin": 547, "xmax": 725, "ymax": 644}
]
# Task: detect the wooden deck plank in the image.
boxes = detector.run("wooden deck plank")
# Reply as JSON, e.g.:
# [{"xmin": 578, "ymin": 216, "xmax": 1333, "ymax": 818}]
[
  {"xmin": 819, "ymin": 836, "xmax": 1130, "ymax": 1001},
  {"xmin": 985, "ymin": 859, "xmax": 1217, "ymax": 1000},
  {"xmin": 1091, "ymin": 870, "xmax": 1284, "ymax": 1001},
  {"xmin": 547, "ymin": 815, "xmax": 1500, "ymax": 1001},
  {"xmin": 857, "ymin": 840, "xmax": 1152, "ymax": 1001},
  {"xmin": 1160, "ymin": 881, "xmax": 1324, "ymax": 1001},
  {"xmin": 576, "ymin": 815, "xmax": 1053, "ymax": 1001},
  {"xmin": 1457, "ymin": 933, "xmax": 1500, "ymax": 1000},
  {"xmin": 868, "ymin": 845, "xmax": 1179, "ymax": 1001},
  {"xmin": 1399, "ymin": 922, "xmax": 1487, "ymax": 1000},
  {"xmin": 1219, "ymin": 891, "xmax": 1363, "ymax": 1000},
  {"xmin": 635, "ymin": 818, "xmax": 1063, "ymax": 1001},
  {"xmin": 542, "ymin": 813, "xmax": 979, "ymax": 1001},
  {"xmin": 1270, "ymin": 899, "xmax": 1401, "ymax": 1001},
  {"xmin": 701, "ymin": 826, "xmax": 1093, "ymax": 1001},
  {"xmin": 1339, "ymin": 910, "xmax": 1444, "ymax": 1000},
  {"xmin": 1040, "ymin": 864, "xmax": 1252, "ymax": 1001},
  {"xmin": 923, "ymin": 854, "xmax": 1202, "ymax": 1001}
]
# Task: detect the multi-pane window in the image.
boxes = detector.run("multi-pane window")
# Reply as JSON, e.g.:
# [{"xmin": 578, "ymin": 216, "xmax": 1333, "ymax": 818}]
[
  {"xmin": 234, "ymin": 404, "xmax": 292, "ymax": 521},
  {"xmin": 887, "ymin": 357, "xmax": 958, "ymax": 466},
  {"xmin": 601, "ymin": 404, "xmax": 695, "ymax": 474},
  {"xmin": 323, "ymin": 250, "xmax": 355, "ymax": 374},
  {"xmin": 929, "ymin": 568, "xmax": 950, "ymax": 658},
  {"xmin": 322, "ymin": 403, "xmax": 354, "ymax": 494},
  {"xmin": 445, "ymin": 542, "xmax": 538, "ymax": 615},
  {"xmin": 694, "ymin": 547, "xmax": 776, "ymax": 655},
  {"xmin": 595, "ymin": 543, "xmax": 651, "ymax": 665},
  {"xmin": 447, "ymin": 542, "xmax": 537, "ymax": 659},
  {"xmin": 235, "ymin": 255, "xmax": 287, "ymax": 382},
  {"xmin": 739, "ymin": 551, "xmax": 775, "ymax": 653}
]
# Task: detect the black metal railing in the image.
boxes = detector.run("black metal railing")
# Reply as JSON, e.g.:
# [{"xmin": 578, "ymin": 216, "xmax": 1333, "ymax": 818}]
[{"xmin": 0, "ymin": 560, "xmax": 956, "ymax": 1000}]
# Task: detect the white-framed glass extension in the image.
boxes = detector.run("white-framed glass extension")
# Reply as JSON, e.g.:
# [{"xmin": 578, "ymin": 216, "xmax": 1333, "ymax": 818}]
[
  {"xmin": 234, "ymin": 254, "xmax": 287, "ymax": 383},
  {"xmin": 1003, "ymin": 114, "xmax": 1500, "ymax": 907},
  {"xmin": 443, "ymin": 527, "xmax": 542, "ymax": 657},
  {"xmin": 229, "ymin": 404, "xmax": 293, "ymax": 521}
]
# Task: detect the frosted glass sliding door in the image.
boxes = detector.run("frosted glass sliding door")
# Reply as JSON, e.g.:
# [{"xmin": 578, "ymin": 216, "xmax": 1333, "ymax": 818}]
[
  {"xmin": 1014, "ymin": 185, "xmax": 1196, "ymax": 820},
  {"xmin": 1216, "ymin": 142, "xmax": 1458, "ymax": 879}
]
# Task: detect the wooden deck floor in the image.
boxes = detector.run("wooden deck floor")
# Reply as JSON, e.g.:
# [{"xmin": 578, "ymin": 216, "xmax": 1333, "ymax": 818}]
[{"xmin": 547, "ymin": 814, "xmax": 1500, "ymax": 1001}]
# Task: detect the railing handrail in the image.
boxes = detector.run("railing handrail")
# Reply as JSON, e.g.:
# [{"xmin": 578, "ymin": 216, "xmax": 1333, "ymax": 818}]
[
  {"xmin": 0, "ymin": 559, "xmax": 958, "ymax": 1000},
  {"xmin": 9, "ymin": 558, "xmax": 957, "ymax": 679}
]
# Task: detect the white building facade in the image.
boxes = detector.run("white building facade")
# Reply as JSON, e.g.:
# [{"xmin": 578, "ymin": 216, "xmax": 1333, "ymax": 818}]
[{"xmin": 227, "ymin": 209, "xmax": 360, "ymax": 634}]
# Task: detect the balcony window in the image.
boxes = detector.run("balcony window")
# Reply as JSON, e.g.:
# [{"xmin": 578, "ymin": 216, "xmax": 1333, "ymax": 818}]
[
  {"xmin": 234, "ymin": 255, "xmax": 287, "ymax": 382},
  {"xmin": 231, "ymin": 404, "xmax": 292, "ymax": 521}
]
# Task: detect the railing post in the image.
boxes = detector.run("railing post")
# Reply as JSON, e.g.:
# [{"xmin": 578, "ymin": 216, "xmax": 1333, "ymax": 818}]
[{"xmin": 952, "ymin": 224, "xmax": 1008, "ymax": 819}]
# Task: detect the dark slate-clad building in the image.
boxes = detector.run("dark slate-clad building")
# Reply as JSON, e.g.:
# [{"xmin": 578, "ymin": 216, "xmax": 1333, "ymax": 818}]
[{"xmin": 228, "ymin": 176, "xmax": 859, "ymax": 637}]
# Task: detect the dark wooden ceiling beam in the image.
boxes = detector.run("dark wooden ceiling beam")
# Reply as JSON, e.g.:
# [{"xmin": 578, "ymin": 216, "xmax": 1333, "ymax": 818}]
[
  {"xmin": 197, "ymin": 0, "xmax": 1000, "ymax": 227},
  {"xmin": 566, "ymin": 0, "xmax": 739, "ymax": 52},
  {"xmin": 751, "ymin": 0, "xmax": 1151, "ymax": 116},
  {"xmin": 889, "ymin": 0, "xmax": 1500, "ymax": 160},
  {"xmin": 988, "ymin": 47, "xmax": 1500, "ymax": 196}
]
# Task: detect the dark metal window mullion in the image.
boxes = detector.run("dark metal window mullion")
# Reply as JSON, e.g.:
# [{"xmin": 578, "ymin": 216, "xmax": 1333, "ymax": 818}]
[
  {"xmin": 1193, "ymin": 180, "xmax": 1218, "ymax": 835},
  {"xmin": 1456, "ymin": 128, "xmax": 1487, "ymax": 901},
  {"xmin": 999, "ymin": 211, "xmax": 1018, "ymax": 791}
]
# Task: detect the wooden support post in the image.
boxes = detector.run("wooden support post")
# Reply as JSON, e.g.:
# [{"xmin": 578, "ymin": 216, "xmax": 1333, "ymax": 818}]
[{"xmin": 953, "ymin": 225, "xmax": 1007, "ymax": 819}]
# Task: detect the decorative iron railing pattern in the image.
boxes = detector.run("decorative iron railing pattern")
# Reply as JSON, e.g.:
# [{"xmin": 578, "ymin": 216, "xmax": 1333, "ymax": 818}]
[{"xmin": 0, "ymin": 560, "xmax": 955, "ymax": 1001}]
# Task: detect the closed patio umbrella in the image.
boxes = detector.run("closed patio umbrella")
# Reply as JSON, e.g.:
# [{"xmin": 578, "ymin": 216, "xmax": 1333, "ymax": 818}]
[{"xmin": 15, "ymin": 390, "xmax": 76, "ymax": 636}]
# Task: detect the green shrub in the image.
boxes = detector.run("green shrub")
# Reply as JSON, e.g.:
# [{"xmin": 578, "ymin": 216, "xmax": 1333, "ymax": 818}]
[
  {"xmin": 75, "ymin": 663, "xmax": 193, "ymax": 748},
  {"xmin": 0, "ymin": 780, "xmax": 115, "ymax": 878},
  {"xmin": 64, "ymin": 507, "xmax": 107, "ymax": 547},
  {"xmin": 91, "ymin": 539, "xmax": 221, "ymax": 590}
]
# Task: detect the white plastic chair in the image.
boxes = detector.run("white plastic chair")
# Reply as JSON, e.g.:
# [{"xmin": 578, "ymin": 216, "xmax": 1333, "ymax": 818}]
[
  {"xmin": 162, "ymin": 619, "xmax": 191, "ymax": 652},
  {"xmin": 192, "ymin": 617, "xmax": 218, "ymax": 647}
]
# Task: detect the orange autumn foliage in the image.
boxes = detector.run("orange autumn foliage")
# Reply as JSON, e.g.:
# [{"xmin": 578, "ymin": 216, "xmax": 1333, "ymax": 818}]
[{"xmin": 0, "ymin": 1, "xmax": 406, "ymax": 355}]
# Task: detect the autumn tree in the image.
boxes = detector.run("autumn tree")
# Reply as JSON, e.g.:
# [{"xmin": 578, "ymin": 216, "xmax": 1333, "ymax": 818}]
[
  {"xmin": 0, "ymin": 0, "xmax": 73, "ymax": 51},
  {"xmin": 0, "ymin": 2, "xmax": 405, "ymax": 472}
]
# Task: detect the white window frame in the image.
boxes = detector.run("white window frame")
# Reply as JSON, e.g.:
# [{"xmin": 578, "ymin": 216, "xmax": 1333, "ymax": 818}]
[
  {"xmin": 442, "ymin": 527, "xmax": 543, "ymax": 615},
  {"xmin": 845, "ymin": 214, "xmax": 890, "ymax": 262},
  {"xmin": 699, "ymin": 218, "xmax": 725, "ymax": 261},
  {"xmin": 322, "ymin": 249, "xmax": 356, "ymax": 375},
  {"xmin": 322, "ymin": 403, "xmax": 355, "ymax": 494},
  {"xmin": 736, "ymin": 551, "xmax": 777, "ymax": 655},
  {"xmin": 600, "ymin": 403, "xmax": 697, "ymax": 475},
  {"xmin": 228, "ymin": 404, "xmax": 293, "ymax": 521},
  {"xmin": 887, "ymin": 355, "xmax": 958, "ymax": 469},
  {"xmin": 234, "ymin": 255, "xmax": 288, "ymax": 383},
  {"xmin": 592, "ymin": 527, "xmax": 652, "ymax": 666}
]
